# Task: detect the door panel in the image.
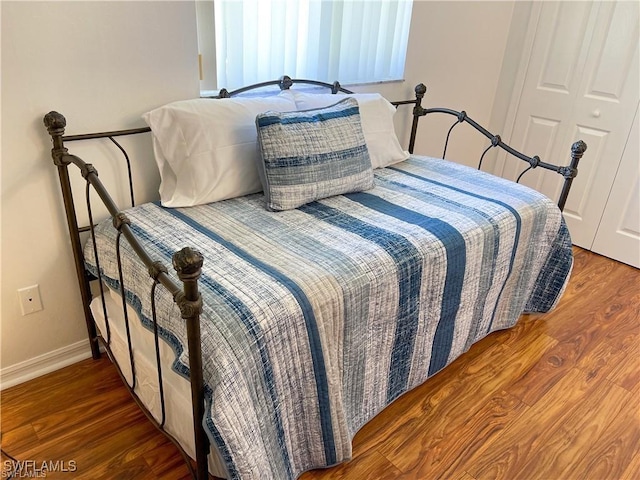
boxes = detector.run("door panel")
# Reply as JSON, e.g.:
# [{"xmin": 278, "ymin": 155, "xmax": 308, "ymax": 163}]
[
  {"xmin": 591, "ymin": 105, "xmax": 640, "ymax": 268},
  {"xmin": 537, "ymin": 2, "xmax": 594, "ymax": 95},
  {"xmin": 584, "ymin": 1, "xmax": 639, "ymax": 102},
  {"xmin": 515, "ymin": 116, "xmax": 560, "ymax": 194}
]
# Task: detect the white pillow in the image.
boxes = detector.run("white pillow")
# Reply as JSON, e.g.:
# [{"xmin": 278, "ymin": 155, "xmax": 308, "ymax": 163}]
[
  {"xmin": 287, "ymin": 91, "xmax": 409, "ymax": 169},
  {"xmin": 142, "ymin": 94, "xmax": 297, "ymax": 207}
]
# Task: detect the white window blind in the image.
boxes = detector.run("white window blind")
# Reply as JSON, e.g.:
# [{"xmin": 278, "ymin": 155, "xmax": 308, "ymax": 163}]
[{"xmin": 213, "ymin": 0, "xmax": 413, "ymax": 90}]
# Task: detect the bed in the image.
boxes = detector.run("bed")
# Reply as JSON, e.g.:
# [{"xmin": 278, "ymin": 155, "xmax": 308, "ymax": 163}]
[{"xmin": 43, "ymin": 77, "xmax": 587, "ymax": 480}]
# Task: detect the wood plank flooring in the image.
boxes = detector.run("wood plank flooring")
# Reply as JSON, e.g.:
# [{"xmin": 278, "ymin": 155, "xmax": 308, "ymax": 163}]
[{"xmin": 1, "ymin": 247, "xmax": 638, "ymax": 479}]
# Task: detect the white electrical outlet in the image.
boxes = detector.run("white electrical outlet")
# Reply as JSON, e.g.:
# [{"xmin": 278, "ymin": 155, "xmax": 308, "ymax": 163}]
[{"xmin": 18, "ymin": 285, "xmax": 43, "ymax": 315}]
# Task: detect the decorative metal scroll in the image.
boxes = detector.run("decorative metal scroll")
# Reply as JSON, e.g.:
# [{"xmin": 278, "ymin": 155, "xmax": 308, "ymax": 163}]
[{"xmin": 412, "ymin": 105, "xmax": 586, "ymax": 211}]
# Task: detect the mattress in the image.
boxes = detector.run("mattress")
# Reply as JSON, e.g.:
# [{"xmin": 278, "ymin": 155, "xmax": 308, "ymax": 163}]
[{"xmin": 84, "ymin": 155, "xmax": 573, "ymax": 480}]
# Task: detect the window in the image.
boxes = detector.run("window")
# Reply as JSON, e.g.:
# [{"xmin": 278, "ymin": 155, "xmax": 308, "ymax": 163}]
[{"xmin": 204, "ymin": 0, "xmax": 413, "ymax": 91}]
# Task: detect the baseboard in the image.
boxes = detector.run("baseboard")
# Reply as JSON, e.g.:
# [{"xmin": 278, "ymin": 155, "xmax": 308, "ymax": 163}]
[{"xmin": 0, "ymin": 340, "xmax": 94, "ymax": 390}]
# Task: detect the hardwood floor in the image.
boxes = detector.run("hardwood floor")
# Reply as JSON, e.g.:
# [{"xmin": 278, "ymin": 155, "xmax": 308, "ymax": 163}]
[{"xmin": 1, "ymin": 247, "xmax": 638, "ymax": 479}]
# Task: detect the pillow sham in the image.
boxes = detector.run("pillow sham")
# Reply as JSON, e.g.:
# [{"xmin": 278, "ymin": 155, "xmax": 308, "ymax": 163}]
[
  {"xmin": 142, "ymin": 94, "xmax": 297, "ymax": 207},
  {"xmin": 286, "ymin": 90, "xmax": 409, "ymax": 169},
  {"xmin": 255, "ymin": 97, "xmax": 375, "ymax": 211}
]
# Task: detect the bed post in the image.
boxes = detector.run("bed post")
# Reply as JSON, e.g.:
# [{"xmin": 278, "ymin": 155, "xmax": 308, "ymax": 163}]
[
  {"xmin": 408, "ymin": 83, "xmax": 427, "ymax": 154},
  {"xmin": 44, "ymin": 112, "xmax": 101, "ymax": 360},
  {"xmin": 173, "ymin": 247, "xmax": 209, "ymax": 480},
  {"xmin": 557, "ymin": 140, "xmax": 587, "ymax": 211}
]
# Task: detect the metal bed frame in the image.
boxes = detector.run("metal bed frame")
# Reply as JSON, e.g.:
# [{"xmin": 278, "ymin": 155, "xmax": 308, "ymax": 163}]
[{"xmin": 43, "ymin": 76, "xmax": 586, "ymax": 479}]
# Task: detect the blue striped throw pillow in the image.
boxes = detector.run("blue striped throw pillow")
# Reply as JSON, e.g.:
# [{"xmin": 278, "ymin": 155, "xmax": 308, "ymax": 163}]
[{"xmin": 255, "ymin": 97, "xmax": 374, "ymax": 211}]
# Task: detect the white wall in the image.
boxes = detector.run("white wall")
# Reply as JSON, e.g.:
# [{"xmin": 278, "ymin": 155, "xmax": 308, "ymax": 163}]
[
  {"xmin": 0, "ymin": 1, "xmax": 517, "ymax": 387},
  {"xmin": 402, "ymin": 1, "xmax": 516, "ymax": 166},
  {"xmin": 1, "ymin": 1, "xmax": 199, "ymax": 387}
]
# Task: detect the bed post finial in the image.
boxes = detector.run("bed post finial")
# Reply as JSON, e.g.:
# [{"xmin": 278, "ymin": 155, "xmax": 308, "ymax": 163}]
[
  {"xmin": 571, "ymin": 140, "xmax": 587, "ymax": 159},
  {"xmin": 173, "ymin": 246, "xmax": 204, "ymax": 282},
  {"xmin": 279, "ymin": 75, "xmax": 293, "ymax": 90},
  {"xmin": 44, "ymin": 111, "xmax": 70, "ymax": 165},
  {"xmin": 172, "ymin": 247, "xmax": 209, "ymax": 480},
  {"xmin": 415, "ymin": 83, "xmax": 427, "ymax": 99},
  {"xmin": 44, "ymin": 111, "xmax": 66, "ymax": 135}
]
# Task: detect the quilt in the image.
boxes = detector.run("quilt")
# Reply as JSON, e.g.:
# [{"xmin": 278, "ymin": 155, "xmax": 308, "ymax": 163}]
[{"xmin": 84, "ymin": 155, "xmax": 573, "ymax": 480}]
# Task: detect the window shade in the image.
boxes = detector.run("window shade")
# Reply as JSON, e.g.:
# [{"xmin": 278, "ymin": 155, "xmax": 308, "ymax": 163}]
[{"xmin": 214, "ymin": 0, "xmax": 413, "ymax": 89}]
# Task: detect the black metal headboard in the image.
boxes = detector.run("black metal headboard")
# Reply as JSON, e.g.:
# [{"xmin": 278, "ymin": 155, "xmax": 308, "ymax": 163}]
[
  {"xmin": 212, "ymin": 75, "xmax": 354, "ymax": 98},
  {"xmin": 48, "ymin": 75, "xmax": 587, "ymax": 231}
]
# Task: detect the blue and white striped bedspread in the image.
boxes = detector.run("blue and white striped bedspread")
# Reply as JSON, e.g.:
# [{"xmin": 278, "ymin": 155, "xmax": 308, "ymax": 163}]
[{"xmin": 85, "ymin": 155, "xmax": 572, "ymax": 480}]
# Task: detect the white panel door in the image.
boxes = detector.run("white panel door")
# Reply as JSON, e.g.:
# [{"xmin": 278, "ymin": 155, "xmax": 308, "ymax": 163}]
[
  {"xmin": 498, "ymin": 1, "xmax": 639, "ymax": 251},
  {"xmin": 591, "ymin": 105, "xmax": 640, "ymax": 268}
]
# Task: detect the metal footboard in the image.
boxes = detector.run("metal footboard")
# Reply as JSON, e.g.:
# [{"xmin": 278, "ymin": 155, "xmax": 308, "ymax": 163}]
[{"xmin": 43, "ymin": 112, "xmax": 210, "ymax": 479}]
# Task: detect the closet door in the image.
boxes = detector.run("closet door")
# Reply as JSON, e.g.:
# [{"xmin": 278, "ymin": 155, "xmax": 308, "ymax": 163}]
[
  {"xmin": 500, "ymin": 1, "xmax": 639, "ymax": 252},
  {"xmin": 591, "ymin": 105, "xmax": 639, "ymax": 268}
]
